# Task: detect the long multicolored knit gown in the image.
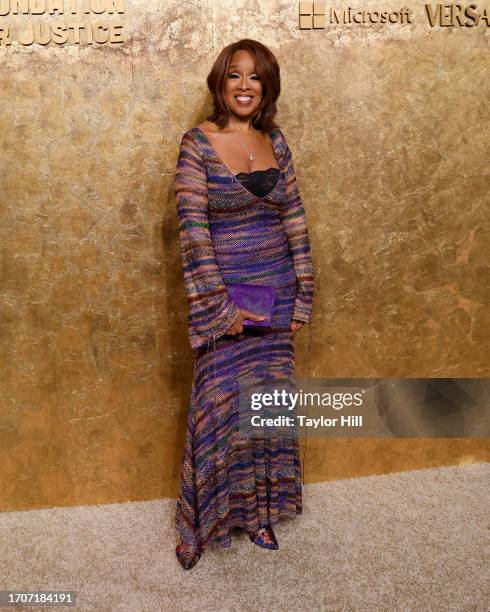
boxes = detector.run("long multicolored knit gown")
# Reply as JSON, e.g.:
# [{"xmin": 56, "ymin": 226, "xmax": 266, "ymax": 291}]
[{"xmin": 174, "ymin": 125, "xmax": 314, "ymax": 568}]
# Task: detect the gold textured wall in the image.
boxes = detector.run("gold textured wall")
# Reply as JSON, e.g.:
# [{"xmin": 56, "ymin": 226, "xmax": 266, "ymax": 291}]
[{"xmin": 0, "ymin": 1, "xmax": 488, "ymax": 511}]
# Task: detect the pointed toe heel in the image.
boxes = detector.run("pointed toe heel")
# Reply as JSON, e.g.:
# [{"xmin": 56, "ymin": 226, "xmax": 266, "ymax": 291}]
[
  {"xmin": 249, "ymin": 525, "xmax": 279, "ymax": 550},
  {"xmin": 176, "ymin": 544, "xmax": 201, "ymax": 570},
  {"xmin": 181, "ymin": 553, "xmax": 201, "ymax": 570}
]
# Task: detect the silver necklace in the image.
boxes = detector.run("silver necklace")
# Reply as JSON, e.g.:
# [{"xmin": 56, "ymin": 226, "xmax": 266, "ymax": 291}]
[{"xmin": 233, "ymin": 127, "xmax": 256, "ymax": 161}]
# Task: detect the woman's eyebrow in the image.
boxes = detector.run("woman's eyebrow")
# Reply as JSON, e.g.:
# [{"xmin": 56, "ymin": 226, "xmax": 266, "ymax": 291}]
[{"xmin": 228, "ymin": 65, "xmax": 256, "ymax": 71}]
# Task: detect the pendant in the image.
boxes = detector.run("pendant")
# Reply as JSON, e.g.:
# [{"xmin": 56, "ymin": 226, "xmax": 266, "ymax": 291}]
[{"xmin": 249, "ymin": 154, "xmax": 254, "ymax": 161}]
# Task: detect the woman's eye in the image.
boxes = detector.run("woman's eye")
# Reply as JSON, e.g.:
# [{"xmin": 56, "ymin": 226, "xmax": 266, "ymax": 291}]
[{"xmin": 228, "ymin": 73, "xmax": 260, "ymax": 80}]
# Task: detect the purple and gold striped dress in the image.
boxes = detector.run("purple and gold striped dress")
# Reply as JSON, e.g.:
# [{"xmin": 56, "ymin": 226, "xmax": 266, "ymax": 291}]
[{"xmin": 174, "ymin": 125, "xmax": 314, "ymax": 567}]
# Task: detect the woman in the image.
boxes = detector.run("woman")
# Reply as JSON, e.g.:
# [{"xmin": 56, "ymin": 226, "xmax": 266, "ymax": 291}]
[{"xmin": 174, "ymin": 39, "xmax": 314, "ymax": 570}]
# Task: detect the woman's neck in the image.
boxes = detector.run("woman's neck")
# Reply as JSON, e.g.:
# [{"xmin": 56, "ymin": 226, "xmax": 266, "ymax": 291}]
[{"xmin": 227, "ymin": 117, "xmax": 255, "ymax": 134}]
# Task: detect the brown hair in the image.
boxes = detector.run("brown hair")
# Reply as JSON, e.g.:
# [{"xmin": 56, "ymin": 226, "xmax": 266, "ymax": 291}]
[{"xmin": 205, "ymin": 39, "xmax": 281, "ymax": 134}]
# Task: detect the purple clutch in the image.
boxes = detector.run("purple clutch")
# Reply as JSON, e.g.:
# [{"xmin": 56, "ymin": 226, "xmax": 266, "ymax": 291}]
[{"xmin": 226, "ymin": 283, "xmax": 275, "ymax": 327}]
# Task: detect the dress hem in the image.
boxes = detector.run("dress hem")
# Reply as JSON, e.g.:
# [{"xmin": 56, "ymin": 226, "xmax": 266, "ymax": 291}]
[{"xmin": 176, "ymin": 507, "xmax": 303, "ymax": 560}]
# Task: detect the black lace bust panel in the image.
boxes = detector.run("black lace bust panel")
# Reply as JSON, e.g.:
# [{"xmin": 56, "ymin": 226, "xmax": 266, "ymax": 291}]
[{"xmin": 234, "ymin": 167, "xmax": 280, "ymax": 197}]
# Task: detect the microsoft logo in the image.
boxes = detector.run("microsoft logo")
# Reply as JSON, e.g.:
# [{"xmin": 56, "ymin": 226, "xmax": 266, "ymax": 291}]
[{"xmin": 299, "ymin": 1, "xmax": 326, "ymax": 29}]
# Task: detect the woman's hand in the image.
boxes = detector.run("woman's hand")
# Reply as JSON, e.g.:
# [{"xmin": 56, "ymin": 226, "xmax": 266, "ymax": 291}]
[
  {"xmin": 291, "ymin": 319, "xmax": 305, "ymax": 334},
  {"xmin": 225, "ymin": 309, "xmax": 266, "ymax": 336}
]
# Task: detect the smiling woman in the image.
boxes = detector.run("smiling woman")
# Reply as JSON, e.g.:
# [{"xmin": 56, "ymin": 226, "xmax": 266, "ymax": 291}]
[
  {"xmin": 173, "ymin": 39, "xmax": 314, "ymax": 570},
  {"xmin": 229, "ymin": 71, "xmax": 260, "ymax": 112}
]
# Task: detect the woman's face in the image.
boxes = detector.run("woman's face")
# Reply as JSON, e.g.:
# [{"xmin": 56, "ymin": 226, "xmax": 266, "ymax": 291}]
[{"xmin": 224, "ymin": 50, "xmax": 263, "ymax": 122}]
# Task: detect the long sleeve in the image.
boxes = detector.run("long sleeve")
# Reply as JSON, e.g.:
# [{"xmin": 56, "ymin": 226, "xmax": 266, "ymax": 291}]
[
  {"xmin": 175, "ymin": 130, "xmax": 241, "ymax": 350},
  {"xmin": 277, "ymin": 130, "xmax": 314, "ymax": 323}
]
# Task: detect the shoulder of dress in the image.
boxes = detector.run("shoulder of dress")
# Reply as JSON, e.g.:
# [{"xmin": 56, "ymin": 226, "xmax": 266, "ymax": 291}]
[
  {"xmin": 272, "ymin": 127, "xmax": 288, "ymax": 148},
  {"xmin": 180, "ymin": 126, "xmax": 199, "ymax": 142},
  {"xmin": 270, "ymin": 128, "xmax": 288, "ymax": 162},
  {"xmin": 271, "ymin": 126, "xmax": 283, "ymax": 140},
  {"xmin": 178, "ymin": 127, "xmax": 206, "ymax": 159}
]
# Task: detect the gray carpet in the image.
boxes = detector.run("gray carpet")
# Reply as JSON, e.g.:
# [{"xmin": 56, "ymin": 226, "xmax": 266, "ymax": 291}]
[{"xmin": 1, "ymin": 463, "xmax": 488, "ymax": 611}]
